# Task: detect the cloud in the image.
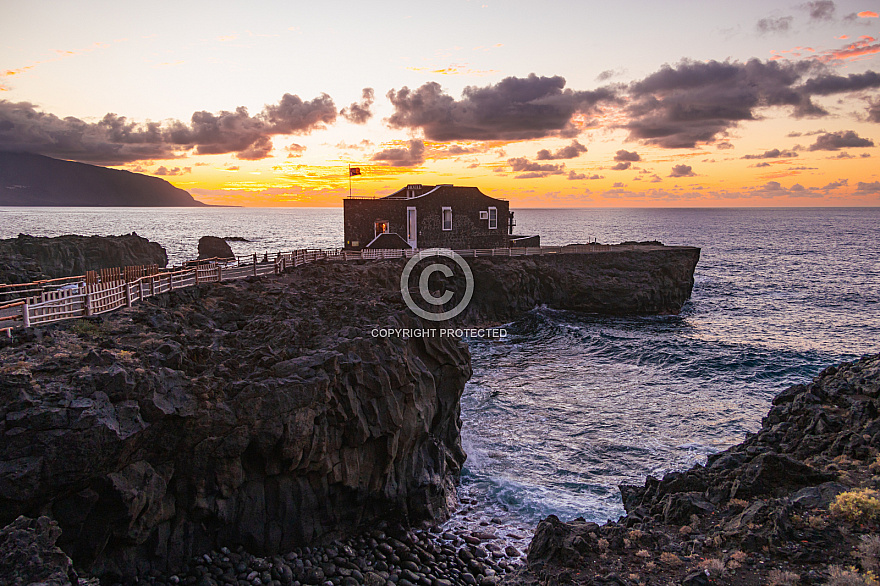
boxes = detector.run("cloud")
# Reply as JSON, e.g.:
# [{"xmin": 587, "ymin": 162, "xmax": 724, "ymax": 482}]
[
  {"xmin": 153, "ymin": 166, "xmax": 191, "ymax": 176},
  {"xmin": 800, "ymin": 70, "xmax": 880, "ymax": 94},
  {"xmin": 869, "ymin": 98, "xmax": 880, "ymax": 122},
  {"xmin": 801, "ymin": 1, "xmax": 835, "ymax": 21},
  {"xmin": 568, "ymin": 171, "xmax": 604, "ymax": 180},
  {"xmin": 370, "ymin": 139, "xmax": 425, "ymax": 167},
  {"xmin": 447, "ymin": 144, "xmax": 487, "ymax": 155},
  {"xmin": 340, "ymin": 88, "xmax": 375, "ymax": 124},
  {"xmin": 858, "ymin": 11, "xmax": 878, "ymax": 18},
  {"xmin": 742, "ymin": 148, "xmax": 799, "ymax": 159},
  {"xmin": 669, "ymin": 164, "xmax": 695, "ymax": 177},
  {"xmin": 757, "ymin": 16, "xmax": 793, "ymax": 34},
  {"xmin": 614, "ymin": 149, "xmax": 641, "ymax": 162},
  {"xmin": 820, "ymin": 178, "xmax": 848, "ymax": 190},
  {"xmin": 611, "ymin": 161, "xmax": 631, "ymax": 170},
  {"xmin": 285, "ymin": 143, "xmax": 306, "ymax": 157},
  {"xmin": 612, "ymin": 182, "xmax": 626, "ymax": 188},
  {"xmin": 0, "ymin": 92, "xmax": 337, "ymax": 164},
  {"xmin": 752, "ymin": 162, "xmax": 772, "ymax": 167},
  {"xmin": 508, "ymin": 156, "xmax": 565, "ymax": 178},
  {"xmin": 597, "ymin": 68, "xmax": 625, "ymax": 81},
  {"xmin": 622, "ymin": 58, "xmax": 827, "ymax": 148},
  {"xmin": 816, "ymin": 37, "xmax": 880, "ymax": 62},
  {"xmin": 386, "ymin": 74, "xmax": 618, "ymax": 141},
  {"xmin": 567, "ymin": 171, "xmax": 603, "ymax": 180},
  {"xmin": 856, "ymin": 181, "xmax": 880, "ymax": 193},
  {"xmin": 808, "ymin": 130, "xmax": 874, "ymax": 150},
  {"xmin": 259, "ymin": 93, "xmax": 337, "ymax": 134},
  {"xmin": 716, "ymin": 141, "xmax": 734, "ymax": 149},
  {"xmin": 536, "ymin": 140, "xmax": 587, "ymax": 160}
]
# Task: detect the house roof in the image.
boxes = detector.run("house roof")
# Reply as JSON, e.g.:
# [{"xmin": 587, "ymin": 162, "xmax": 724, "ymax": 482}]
[{"xmin": 378, "ymin": 184, "xmax": 506, "ymax": 202}]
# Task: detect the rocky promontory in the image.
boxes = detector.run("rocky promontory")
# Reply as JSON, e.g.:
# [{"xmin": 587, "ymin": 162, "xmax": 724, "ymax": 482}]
[
  {"xmin": 0, "ymin": 233, "xmax": 168, "ymax": 284},
  {"xmin": 507, "ymin": 352, "xmax": 880, "ymax": 585}
]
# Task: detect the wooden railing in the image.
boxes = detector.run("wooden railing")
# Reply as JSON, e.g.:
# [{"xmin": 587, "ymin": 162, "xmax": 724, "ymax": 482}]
[{"xmin": 0, "ymin": 243, "xmax": 660, "ymax": 335}]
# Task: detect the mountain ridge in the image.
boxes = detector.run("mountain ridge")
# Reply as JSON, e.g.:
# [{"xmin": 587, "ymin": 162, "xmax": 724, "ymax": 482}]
[{"xmin": 0, "ymin": 152, "xmax": 209, "ymax": 206}]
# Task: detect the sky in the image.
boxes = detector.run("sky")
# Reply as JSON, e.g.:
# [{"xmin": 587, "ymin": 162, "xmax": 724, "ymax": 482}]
[{"xmin": 1, "ymin": 0, "xmax": 879, "ymax": 207}]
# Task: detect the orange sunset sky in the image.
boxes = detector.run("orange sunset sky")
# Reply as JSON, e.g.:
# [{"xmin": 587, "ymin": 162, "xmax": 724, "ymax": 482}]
[{"xmin": 2, "ymin": 0, "xmax": 879, "ymax": 207}]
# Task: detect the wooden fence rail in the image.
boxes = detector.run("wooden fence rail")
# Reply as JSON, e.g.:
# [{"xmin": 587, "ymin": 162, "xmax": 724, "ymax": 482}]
[{"xmin": 0, "ymin": 243, "xmax": 642, "ymax": 335}]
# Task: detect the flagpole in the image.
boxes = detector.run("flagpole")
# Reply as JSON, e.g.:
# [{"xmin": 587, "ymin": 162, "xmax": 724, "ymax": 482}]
[{"xmin": 348, "ymin": 164, "xmax": 352, "ymax": 198}]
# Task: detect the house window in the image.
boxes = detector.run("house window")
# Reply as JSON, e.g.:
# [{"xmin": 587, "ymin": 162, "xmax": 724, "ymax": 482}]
[
  {"xmin": 442, "ymin": 207, "xmax": 452, "ymax": 231},
  {"xmin": 488, "ymin": 206, "xmax": 497, "ymax": 229},
  {"xmin": 479, "ymin": 211, "xmax": 489, "ymax": 220},
  {"xmin": 374, "ymin": 220, "xmax": 389, "ymax": 237}
]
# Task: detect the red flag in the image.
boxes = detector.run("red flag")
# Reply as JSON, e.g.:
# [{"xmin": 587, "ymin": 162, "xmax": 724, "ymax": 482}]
[{"xmin": 349, "ymin": 167, "xmax": 362, "ymax": 176}]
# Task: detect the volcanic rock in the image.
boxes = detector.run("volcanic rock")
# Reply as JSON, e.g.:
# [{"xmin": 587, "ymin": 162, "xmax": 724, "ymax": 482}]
[{"xmin": 197, "ymin": 235, "xmax": 235, "ymax": 260}]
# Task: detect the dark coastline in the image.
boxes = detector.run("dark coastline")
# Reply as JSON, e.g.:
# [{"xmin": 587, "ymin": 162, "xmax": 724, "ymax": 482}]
[{"xmin": 0, "ymin": 246, "xmax": 700, "ymax": 584}]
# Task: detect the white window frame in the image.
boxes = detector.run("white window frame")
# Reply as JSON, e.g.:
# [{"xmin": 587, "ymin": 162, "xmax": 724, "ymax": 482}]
[
  {"xmin": 488, "ymin": 206, "xmax": 497, "ymax": 229},
  {"xmin": 479, "ymin": 211, "xmax": 489, "ymax": 220},
  {"xmin": 442, "ymin": 206, "xmax": 452, "ymax": 231}
]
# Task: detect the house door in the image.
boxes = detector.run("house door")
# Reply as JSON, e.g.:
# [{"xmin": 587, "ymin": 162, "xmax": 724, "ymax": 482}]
[{"xmin": 406, "ymin": 207, "xmax": 417, "ymax": 248}]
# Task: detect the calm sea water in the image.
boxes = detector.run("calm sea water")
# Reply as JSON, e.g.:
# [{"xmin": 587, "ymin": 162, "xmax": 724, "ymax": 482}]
[{"xmin": 2, "ymin": 206, "xmax": 879, "ymax": 536}]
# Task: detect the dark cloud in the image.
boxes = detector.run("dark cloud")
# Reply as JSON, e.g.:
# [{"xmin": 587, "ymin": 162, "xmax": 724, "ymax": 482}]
[
  {"xmin": 622, "ymin": 59, "xmax": 826, "ymax": 149},
  {"xmin": 285, "ymin": 143, "xmax": 306, "ymax": 158},
  {"xmin": 669, "ymin": 164, "xmax": 696, "ymax": 177},
  {"xmin": 386, "ymin": 74, "xmax": 618, "ymax": 141},
  {"xmin": 802, "ymin": 1, "xmax": 835, "ymax": 21},
  {"xmin": 370, "ymin": 139, "xmax": 425, "ymax": 167},
  {"xmin": 340, "ymin": 88, "xmax": 375, "ymax": 124},
  {"xmin": 257, "ymin": 93, "xmax": 337, "ymax": 135},
  {"xmin": 757, "ymin": 16, "xmax": 793, "ymax": 34},
  {"xmin": 508, "ymin": 157, "xmax": 565, "ymax": 178},
  {"xmin": 856, "ymin": 181, "xmax": 880, "ymax": 193},
  {"xmin": 596, "ymin": 69, "xmax": 624, "ymax": 81},
  {"xmin": 154, "ymin": 166, "xmax": 191, "ymax": 176},
  {"xmin": 800, "ymin": 71, "xmax": 880, "ymax": 95},
  {"xmin": 611, "ymin": 161, "xmax": 632, "ymax": 170},
  {"xmin": 868, "ymin": 98, "xmax": 880, "ymax": 123},
  {"xmin": 742, "ymin": 148, "xmax": 799, "ymax": 159},
  {"xmin": 447, "ymin": 144, "xmax": 486, "ymax": 155},
  {"xmin": 536, "ymin": 140, "xmax": 587, "ymax": 160},
  {"xmin": 716, "ymin": 141, "xmax": 735, "ymax": 149},
  {"xmin": 752, "ymin": 162, "xmax": 772, "ymax": 167},
  {"xmin": 820, "ymin": 178, "xmax": 848, "ymax": 190},
  {"xmin": 0, "ymin": 93, "xmax": 338, "ymax": 164},
  {"xmin": 568, "ymin": 171, "xmax": 604, "ymax": 180},
  {"xmin": 614, "ymin": 149, "xmax": 641, "ymax": 162},
  {"xmin": 808, "ymin": 130, "xmax": 874, "ymax": 150}
]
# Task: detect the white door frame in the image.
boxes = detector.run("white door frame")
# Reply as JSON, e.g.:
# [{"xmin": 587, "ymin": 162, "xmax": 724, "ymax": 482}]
[{"xmin": 406, "ymin": 207, "xmax": 417, "ymax": 248}]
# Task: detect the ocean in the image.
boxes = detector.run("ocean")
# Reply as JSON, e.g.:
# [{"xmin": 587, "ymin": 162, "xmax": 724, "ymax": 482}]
[{"xmin": 2, "ymin": 206, "xmax": 879, "ymax": 540}]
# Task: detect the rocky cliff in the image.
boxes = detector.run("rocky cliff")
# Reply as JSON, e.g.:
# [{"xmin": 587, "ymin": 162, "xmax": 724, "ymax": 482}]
[
  {"xmin": 0, "ymin": 233, "xmax": 168, "ymax": 284},
  {"xmin": 0, "ymin": 152, "xmax": 207, "ymax": 207},
  {"xmin": 461, "ymin": 245, "xmax": 700, "ymax": 321},
  {"xmin": 507, "ymin": 352, "xmax": 880, "ymax": 585},
  {"xmin": 0, "ymin": 268, "xmax": 470, "ymax": 580}
]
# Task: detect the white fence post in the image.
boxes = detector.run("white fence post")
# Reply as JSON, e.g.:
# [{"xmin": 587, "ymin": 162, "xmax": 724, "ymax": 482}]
[
  {"xmin": 124, "ymin": 282, "xmax": 132, "ymax": 307},
  {"xmin": 84, "ymin": 287, "xmax": 92, "ymax": 316},
  {"xmin": 22, "ymin": 302, "xmax": 30, "ymax": 328}
]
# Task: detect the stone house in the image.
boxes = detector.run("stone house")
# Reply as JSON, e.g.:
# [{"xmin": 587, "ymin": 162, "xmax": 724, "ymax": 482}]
[{"xmin": 343, "ymin": 184, "xmax": 512, "ymax": 250}]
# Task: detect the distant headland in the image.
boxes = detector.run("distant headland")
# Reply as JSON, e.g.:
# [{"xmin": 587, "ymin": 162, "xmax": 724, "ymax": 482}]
[{"xmin": 0, "ymin": 152, "xmax": 212, "ymax": 207}]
